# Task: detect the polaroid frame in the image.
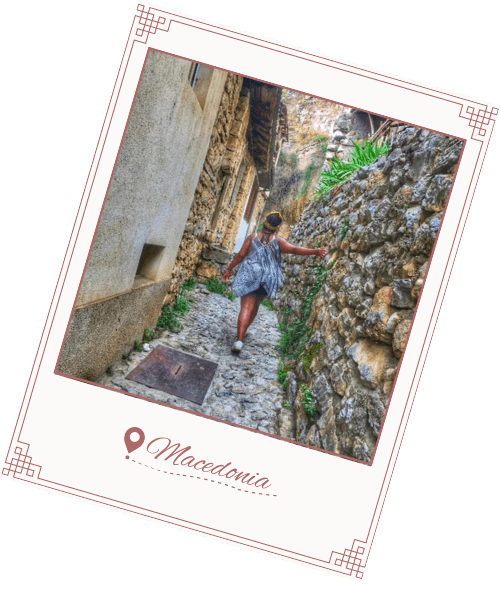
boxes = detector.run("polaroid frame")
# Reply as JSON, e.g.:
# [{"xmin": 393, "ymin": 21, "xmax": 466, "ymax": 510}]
[{"xmin": 2, "ymin": 4, "xmax": 496, "ymax": 579}]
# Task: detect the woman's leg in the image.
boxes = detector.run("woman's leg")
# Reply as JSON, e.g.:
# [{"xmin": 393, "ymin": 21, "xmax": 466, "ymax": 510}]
[
  {"xmin": 248, "ymin": 295, "xmax": 265, "ymax": 326},
  {"xmin": 237, "ymin": 294, "xmax": 260, "ymax": 341}
]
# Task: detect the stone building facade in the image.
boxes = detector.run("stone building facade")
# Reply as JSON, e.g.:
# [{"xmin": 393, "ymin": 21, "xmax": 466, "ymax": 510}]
[{"xmin": 57, "ymin": 50, "xmax": 286, "ymax": 381}]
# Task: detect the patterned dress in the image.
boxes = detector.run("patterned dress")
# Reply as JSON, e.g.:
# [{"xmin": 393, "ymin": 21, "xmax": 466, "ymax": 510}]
[{"xmin": 232, "ymin": 236, "xmax": 284, "ymax": 299}]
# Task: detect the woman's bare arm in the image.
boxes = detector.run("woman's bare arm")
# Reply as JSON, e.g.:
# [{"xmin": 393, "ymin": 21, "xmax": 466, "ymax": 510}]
[
  {"xmin": 222, "ymin": 234, "xmax": 255, "ymax": 282},
  {"xmin": 277, "ymin": 237, "xmax": 327, "ymax": 258}
]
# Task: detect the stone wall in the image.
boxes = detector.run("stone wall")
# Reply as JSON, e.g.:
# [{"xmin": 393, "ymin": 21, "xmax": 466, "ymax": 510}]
[
  {"xmin": 220, "ymin": 163, "xmax": 257, "ymax": 252},
  {"xmin": 164, "ymin": 75, "xmax": 256, "ymax": 300},
  {"xmin": 275, "ymin": 126, "xmax": 463, "ymax": 462}
]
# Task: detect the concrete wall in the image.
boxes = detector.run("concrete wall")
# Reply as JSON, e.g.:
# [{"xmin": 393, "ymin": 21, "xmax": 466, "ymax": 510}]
[
  {"xmin": 77, "ymin": 50, "xmax": 227, "ymax": 307},
  {"xmin": 58, "ymin": 51, "xmax": 228, "ymax": 380},
  {"xmin": 58, "ymin": 279, "xmax": 170, "ymax": 382}
]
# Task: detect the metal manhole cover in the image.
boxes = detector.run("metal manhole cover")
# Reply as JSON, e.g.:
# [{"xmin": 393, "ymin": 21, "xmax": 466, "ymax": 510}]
[{"xmin": 126, "ymin": 345, "xmax": 218, "ymax": 405}]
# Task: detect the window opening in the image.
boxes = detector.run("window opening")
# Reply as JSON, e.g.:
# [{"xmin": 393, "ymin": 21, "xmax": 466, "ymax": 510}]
[
  {"xmin": 190, "ymin": 63, "xmax": 201, "ymax": 88},
  {"xmin": 188, "ymin": 62, "xmax": 214, "ymax": 109},
  {"xmin": 135, "ymin": 244, "xmax": 165, "ymax": 282}
]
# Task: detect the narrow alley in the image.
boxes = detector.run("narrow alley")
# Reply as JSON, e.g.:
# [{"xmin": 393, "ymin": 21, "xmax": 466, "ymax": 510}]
[{"xmin": 97, "ymin": 285, "xmax": 286, "ymax": 434}]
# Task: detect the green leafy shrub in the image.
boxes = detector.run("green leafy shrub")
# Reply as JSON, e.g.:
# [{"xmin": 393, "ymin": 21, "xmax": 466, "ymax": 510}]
[
  {"xmin": 204, "ymin": 277, "xmax": 228, "ymax": 295},
  {"xmin": 203, "ymin": 277, "xmax": 236, "ymax": 302},
  {"xmin": 173, "ymin": 293, "xmax": 191, "ymax": 316},
  {"xmin": 182, "ymin": 276, "xmax": 197, "ymax": 291},
  {"xmin": 261, "ymin": 299, "xmax": 274, "ymax": 311},
  {"xmin": 277, "ymin": 361, "xmax": 293, "ymax": 386},
  {"xmin": 282, "ymin": 401, "xmax": 292, "ymax": 409},
  {"xmin": 143, "ymin": 328, "xmax": 156, "ymax": 342},
  {"xmin": 290, "ymin": 153, "xmax": 298, "ymax": 167},
  {"xmin": 301, "ymin": 385, "xmax": 317, "ymax": 422},
  {"xmin": 316, "ymin": 139, "xmax": 390, "ymax": 198},
  {"xmin": 134, "ymin": 340, "xmax": 144, "ymax": 352},
  {"xmin": 157, "ymin": 304, "xmax": 183, "ymax": 332}
]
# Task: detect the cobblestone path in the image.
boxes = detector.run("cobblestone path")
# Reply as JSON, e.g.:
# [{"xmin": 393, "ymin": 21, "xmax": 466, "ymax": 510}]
[{"xmin": 97, "ymin": 284, "xmax": 286, "ymax": 434}]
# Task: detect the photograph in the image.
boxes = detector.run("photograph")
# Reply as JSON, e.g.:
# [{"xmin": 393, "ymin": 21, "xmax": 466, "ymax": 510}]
[
  {"xmin": 3, "ymin": 1, "xmax": 498, "ymax": 586},
  {"xmin": 55, "ymin": 48, "xmax": 463, "ymax": 464}
]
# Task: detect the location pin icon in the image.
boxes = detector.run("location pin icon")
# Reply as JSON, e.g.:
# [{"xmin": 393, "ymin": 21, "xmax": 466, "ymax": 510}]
[{"xmin": 124, "ymin": 427, "xmax": 145, "ymax": 458}]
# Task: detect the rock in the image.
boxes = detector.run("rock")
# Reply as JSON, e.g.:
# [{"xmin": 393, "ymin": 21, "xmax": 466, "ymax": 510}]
[
  {"xmin": 196, "ymin": 262, "xmax": 219, "ymax": 279},
  {"xmin": 391, "ymin": 279, "xmax": 414, "ymax": 309},
  {"xmin": 347, "ymin": 340, "xmax": 392, "ymax": 387},
  {"xmin": 393, "ymin": 319, "xmax": 411, "ymax": 358}
]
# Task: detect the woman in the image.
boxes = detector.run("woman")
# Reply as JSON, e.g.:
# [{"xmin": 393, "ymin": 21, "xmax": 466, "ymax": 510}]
[{"xmin": 222, "ymin": 211, "xmax": 327, "ymax": 352}]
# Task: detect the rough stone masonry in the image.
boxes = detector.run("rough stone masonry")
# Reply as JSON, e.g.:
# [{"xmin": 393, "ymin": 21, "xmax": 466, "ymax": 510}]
[{"xmin": 274, "ymin": 126, "xmax": 464, "ymax": 462}]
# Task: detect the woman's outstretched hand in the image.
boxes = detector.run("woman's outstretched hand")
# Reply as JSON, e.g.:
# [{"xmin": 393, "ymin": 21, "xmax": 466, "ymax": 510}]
[
  {"xmin": 222, "ymin": 269, "xmax": 232, "ymax": 283},
  {"xmin": 316, "ymin": 247, "xmax": 327, "ymax": 258}
]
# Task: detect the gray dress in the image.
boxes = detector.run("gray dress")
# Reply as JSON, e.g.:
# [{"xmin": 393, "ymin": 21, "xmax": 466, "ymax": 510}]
[{"xmin": 232, "ymin": 236, "xmax": 284, "ymax": 299}]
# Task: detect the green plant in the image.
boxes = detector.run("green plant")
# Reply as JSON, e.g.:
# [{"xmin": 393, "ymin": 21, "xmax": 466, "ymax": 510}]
[
  {"xmin": 282, "ymin": 400, "xmax": 292, "ymax": 409},
  {"xmin": 122, "ymin": 353, "xmax": 129, "ymax": 360},
  {"xmin": 290, "ymin": 153, "xmax": 298, "ymax": 167},
  {"xmin": 297, "ymin": 162, "xmax": 318, "ymax": 199},
  {"xmin": 143, "ymin": 327, "xmax": 156, "ymax": 342},
  {"xmin": 316, "ymin": 139, "xmax": 390, "ymax": 198},
  {"xmin": 310, "ymin": 134, "xmax": 329, "ymax": 142},
  {"xmin": 275, "ymin": 264, "xmax": 330, "ymax": 361},
  {"xmin": 341, "ymin": 216, "xmax": 349, "ymax": 240},
  {"xmin": 257, "ymin": 222, "xmax": 263, "ymax": 232},
  {"xmin": 321, "ymin": 142, "xmax": 328, "ymax": 155},
  {"xmin": 182, "ymin": 275, "xmax": 197, "ymax": 291},
  {"xmin": 277, "ymin": 361, "xmax": 293, "ymax": 386},
  {"xmin": 301, "ymin": 385, "xmax": 317, "ymax": 422},
  {"xmin": 261, "ymin": 299, "xmax": 274, "ymax": 311},
  {"xmin": 300, "ymin": 343, "xmax": 324, "ymax": 372},
  {"xmin": 134, "ymin": 340, "xmax": 144, "ymax": 352},
  {"xmin": 173, "ymin": 293, "xmax": 191, "ymax": 316},
  {"xmin": 204, "ymin": 276, "xmax": 229, "ymax": 296},
  {"xmin": 157, "ymin": 304, "xmax": 184, "ymax": 332},
  {"xmin": 203, "ymin": 276, "xmax": 236, "ymax": 302},
  {"xmin": 106, "ymin": 366, "xmax": 113, "ymax": 376},
  {"xmin": 280, "ymin": 152, "xmax": 287, "ymax": 164}
]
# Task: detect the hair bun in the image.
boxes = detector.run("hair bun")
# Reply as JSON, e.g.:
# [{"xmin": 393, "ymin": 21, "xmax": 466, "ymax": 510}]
[{"xmin": 264, "ymin": 211, "xmax": 283, "ymax": 230}]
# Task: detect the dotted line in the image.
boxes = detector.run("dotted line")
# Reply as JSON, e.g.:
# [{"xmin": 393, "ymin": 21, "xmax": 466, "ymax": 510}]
[{"xmin": 127, "ymin": 458, "xmax": 277, "ymax": 496}]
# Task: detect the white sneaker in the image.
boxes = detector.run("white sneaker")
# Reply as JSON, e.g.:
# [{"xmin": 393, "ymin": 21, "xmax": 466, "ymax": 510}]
[{"xmin": 231, "ymin": 340, "xmax": 244, "ymax": 352}]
